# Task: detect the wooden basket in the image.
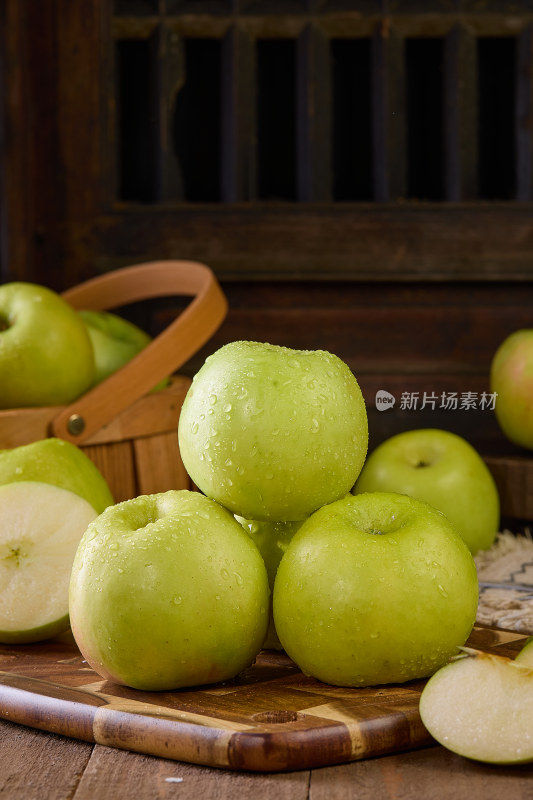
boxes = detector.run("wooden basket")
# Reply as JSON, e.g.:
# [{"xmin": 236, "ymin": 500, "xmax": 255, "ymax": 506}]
[{"xmin": 0, "ymin": 260, "xmax": 228, "ymax": 502}]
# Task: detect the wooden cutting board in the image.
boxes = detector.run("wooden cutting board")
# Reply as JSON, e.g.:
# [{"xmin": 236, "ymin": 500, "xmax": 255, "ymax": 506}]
[{"xmin": 0, "ymin": 625, "xmax": 527, "ymax": 773}]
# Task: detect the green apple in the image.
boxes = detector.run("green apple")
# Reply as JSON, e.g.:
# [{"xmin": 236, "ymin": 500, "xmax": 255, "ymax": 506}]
[
  {"xmin": 236, "ymin": 515, "xmax": 303, "ymax": 650},
  {"xmin": 514, "ymin": 636, "xmax": 533, "ymax": 666},
  {"xmin": 419, "ymin": 649, "xmax": 533, "ymax": 764},
  {"xmin": 490, "ymin": 329, "xmax": 533, "ymax": 450},
  {"xmin": 0, "ymin": 281, "xmax": 94, "ymax": 408},
  {"xmin": 0, "ymin": 438, "xmax": 113, "ymax": 643},
  {"xmin": 273, "ymin": 491, "xmax": 478, "ymax": 687},
  {"xmin": 353, "ymin": 429, "xmax": 499, "ymax": 554},
  {"xmin": 0, "ymin": 437, "xmax": 114, "ymax": 514},
  {"xmin": 0, "ymin": 481, "xmax": 100, "ymax": 643},
  {"xmin": 69, "ymin": 490, "xmax": 270, "ymax": 691},
  {"xmin": 79, "ymin": 309, "xmax": 169, "ymax": 390},
  {"xmin": 178, "ymin": 341, "xmax": 368, "ymax": 522}
]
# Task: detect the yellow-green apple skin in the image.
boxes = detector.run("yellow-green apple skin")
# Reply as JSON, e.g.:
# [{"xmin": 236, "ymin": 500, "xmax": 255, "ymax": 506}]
[
  {"xmin": 490, "ymin": 329, "xmax": 533, "ymax": 450},
  {"xmin": 0, "ymin": 438, "xmax": 114, "ymax": 514},
  {"xmin": 236, "ymin": 516, "xmax": 303, "ymax": 650},
  {"xmin": 353, "ymin": 429, "xmax": 499, "ymax": 555},
  {"xmin": 419, "ymin": 651, "xmax": 533, "ymax": 764},
  {"xmin": 178, "ymin": 341, "xmax": 368, "ymax": 522},
  {"xmin": 79, "ymin": 309, "xmax": 169, "ymax": 390},
  {"xmin": 273, "ymin": 492, "xmax": 478, "ymax": 687},
  {"xmin": 0, "ymin": 282, "xmax": 94, "ymax": 408},
  {"xmin": 69, "ymin": 490, "xmax": 270, "ymax": 691}
]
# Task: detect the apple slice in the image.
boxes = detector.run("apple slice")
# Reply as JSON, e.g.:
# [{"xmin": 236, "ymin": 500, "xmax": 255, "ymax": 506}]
[
  {"xmin": 515, "ymin": 637, "xmax": 533, "ymax": 667},
  {"xmin": 419, "ymin": 648, "xmax": 533, "ymax": 764},
  {"xmin": 0, "ymin": 481, "xmax": 98, "ymax": 643}
]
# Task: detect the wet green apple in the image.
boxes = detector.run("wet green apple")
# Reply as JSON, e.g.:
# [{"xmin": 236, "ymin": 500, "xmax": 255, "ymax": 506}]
[
  {"xmin": 490, "ymin": 329, "xmax": 533, "ymax": 450},
  {"xmin": 178, "ymin": 341, "xmax": 368, "ymax": 522},
  {"xmin": 0, "ymin": 281, "xmax": 94, "ymax": 408},
  {"xmin": 69, "ymin": 490, "xmax": 270, "ymax": 691},
  {"xmin": 79, "ymin": 309, "xmax": 169, "ymax": 390},
  {"xmin": 0, "ymin": 438, "xmax": 114, "ymax": 644},
  {"xmin": 353, "ymin": 429, "xmax": 499, "ymax": 554},
  {"xmin": 236, "ymin": 515, "xmax": 303, "ymax": 650},
  {"xmin": 420, "ymin": 649, "xmax": 533, "ymax": 764},
  {"xmin": 273, "ymin": 491, "xmax": 479, "ymax": 687}
]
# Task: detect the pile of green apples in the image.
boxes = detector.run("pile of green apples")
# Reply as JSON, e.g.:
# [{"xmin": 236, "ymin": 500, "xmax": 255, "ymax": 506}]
[
  {"xmin": 0, "ymin": 280, "xmax": 162, "ymax": 409},
  {"xmin": 67, "ymin": 341, "xmax": 486, "ymax": 695},
  {"xmin": 2, "ymin": 326, "xmax": 529, "ymax": 766}
]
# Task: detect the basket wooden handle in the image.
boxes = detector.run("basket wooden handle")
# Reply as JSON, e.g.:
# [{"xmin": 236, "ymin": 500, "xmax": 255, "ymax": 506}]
[{"xmin": 52, "ymin": 260, "xmax": 228, "ymax": 444}]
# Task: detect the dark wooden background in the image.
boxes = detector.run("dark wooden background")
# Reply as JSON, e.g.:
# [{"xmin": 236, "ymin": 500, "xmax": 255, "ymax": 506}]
[{"xmin": 1, "ymin": 0, "xmax": 533, "ymax": 455}]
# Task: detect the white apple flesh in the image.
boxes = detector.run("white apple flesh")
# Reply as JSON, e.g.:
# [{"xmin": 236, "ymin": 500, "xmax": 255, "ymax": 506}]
[
  {"xmin": 419, "ymin": 650, "xmax": 533, "ymax": 764},
  {"xmin": 0, "ymin": 481, "xmax": 97, "ymax": 643}
]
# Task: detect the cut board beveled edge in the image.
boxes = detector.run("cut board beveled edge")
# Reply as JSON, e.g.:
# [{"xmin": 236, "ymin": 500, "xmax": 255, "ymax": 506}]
[{"xmin": 0, "ymin": 625, "xmax": 528, "ymax": 773}]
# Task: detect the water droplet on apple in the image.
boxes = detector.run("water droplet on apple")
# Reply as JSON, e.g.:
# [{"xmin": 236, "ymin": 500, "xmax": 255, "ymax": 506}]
[
  {"xmin": 209, "ymin": 394, "xmax": 217, "ymax": 405},
  {"xmin": 224, "ymin": 403, "xmax": 232, "ymax": 413},
  {"xmin": 172, "ymin": 596, "xmax": 182, "ymax": 605},
  {"xmin": 265, "ymin": 470, "xmax": 274, "ymax": 480},
  {"xmin": 221, "ymin": 568, "xmax": 230, "ymax": 580},
  {"xmin": 234, "ymin": 572, "xmax": 243, "ymax": 586},
  {"xmin": 191, "ymin": 422, "xmax": 199, "ymax": 434},
  {"xmin": 437, "ymin": 584, "xmax": 449, "ymax": 598}
]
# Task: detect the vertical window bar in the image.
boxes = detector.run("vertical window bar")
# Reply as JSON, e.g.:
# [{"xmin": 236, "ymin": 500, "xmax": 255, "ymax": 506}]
[
  {"xmin": 297, "ymin": 25, "xmax": 332, "ymax": 202},
  {"xmin": 444, "ymin": 25, "xmax": 477, "ymax": 201},
  {"xmin": 372, "ymin": 23, "xmax": 406, "ymax": 202},
  {"xmin": 516, "ymin": 25, "xmax": 533, "ymax": 201},
  {"xmin": 221, "ymin": 25, "xmax": 256, "ymax": 202}
]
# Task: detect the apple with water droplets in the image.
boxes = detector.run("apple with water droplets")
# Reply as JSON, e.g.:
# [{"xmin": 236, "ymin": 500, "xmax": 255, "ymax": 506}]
[
  {"xmin": 69, "ymin": 490, "xmax": 270, "ymax": 690},
  {"xmin": 273, "ymin": 491, "xmax": 478, "ymax": 687},
  {"xmin": 419, "ymin": 649, "xmax": 533, "ymax": 764},
  {"xmin": 178, "ymin": 341, "xmax": 368, "ymax": 522},
  {"xmin": 353, "ymin": 428, "xmax": 500, "ymax": 554},
  {"xmin": 236, "ymin": 515, "xmax": 304, "ymax": 650}
]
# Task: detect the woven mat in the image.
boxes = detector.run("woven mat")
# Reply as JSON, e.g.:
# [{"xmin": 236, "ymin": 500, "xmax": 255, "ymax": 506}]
[{"xmin": 475, "ymin": 530, "xmax": 533, "ymax": 634}]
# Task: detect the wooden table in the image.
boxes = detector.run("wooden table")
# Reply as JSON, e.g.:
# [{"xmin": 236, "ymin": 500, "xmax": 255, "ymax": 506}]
[{"xmin": 1, "ymin": 717, "xmax": 533, "ymax": 800}]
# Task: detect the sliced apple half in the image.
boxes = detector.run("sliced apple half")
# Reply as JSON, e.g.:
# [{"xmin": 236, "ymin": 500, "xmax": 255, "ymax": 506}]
[
  {"xmin": 0, "ymin": 481, "xmax": 98, "ymax": 644},
  {"xmin": 419, "ymin": 648, "xmax": 533, "ymax": 764}
]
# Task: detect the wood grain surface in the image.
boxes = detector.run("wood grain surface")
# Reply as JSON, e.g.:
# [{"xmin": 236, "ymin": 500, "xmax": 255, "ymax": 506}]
[{"xmin": 0, "ymin": 625, "xmax": 527, "ymax": 774}]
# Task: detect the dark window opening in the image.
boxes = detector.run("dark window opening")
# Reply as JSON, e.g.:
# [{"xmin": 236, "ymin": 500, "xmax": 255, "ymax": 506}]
[
  {"xmin": 331, "ymin": 38, "xmax": 373, "ymax": 201},
  {"xmin": 477, "ymin": 37, "xmax": 516, "ymax": 200},
  {"xmin": 256, "ymin": 39, "xmax": 297, "ymax": 201},
  {"xmin": 406, "ymin": 38, "xmax": 445, "ymax": 201},
  {"xmin": 172, "ymin": 38, "xmax": 222, "ymax": 202},
  {"xmin": 116, "ymin": 39, "xmax": 157, "ymax": 202}
]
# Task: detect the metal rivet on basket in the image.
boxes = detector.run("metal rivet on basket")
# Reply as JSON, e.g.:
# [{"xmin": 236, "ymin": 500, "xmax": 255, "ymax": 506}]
[{"xmin": 67, "ymin": 414, "xmax": 86, "ymax": 436}]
